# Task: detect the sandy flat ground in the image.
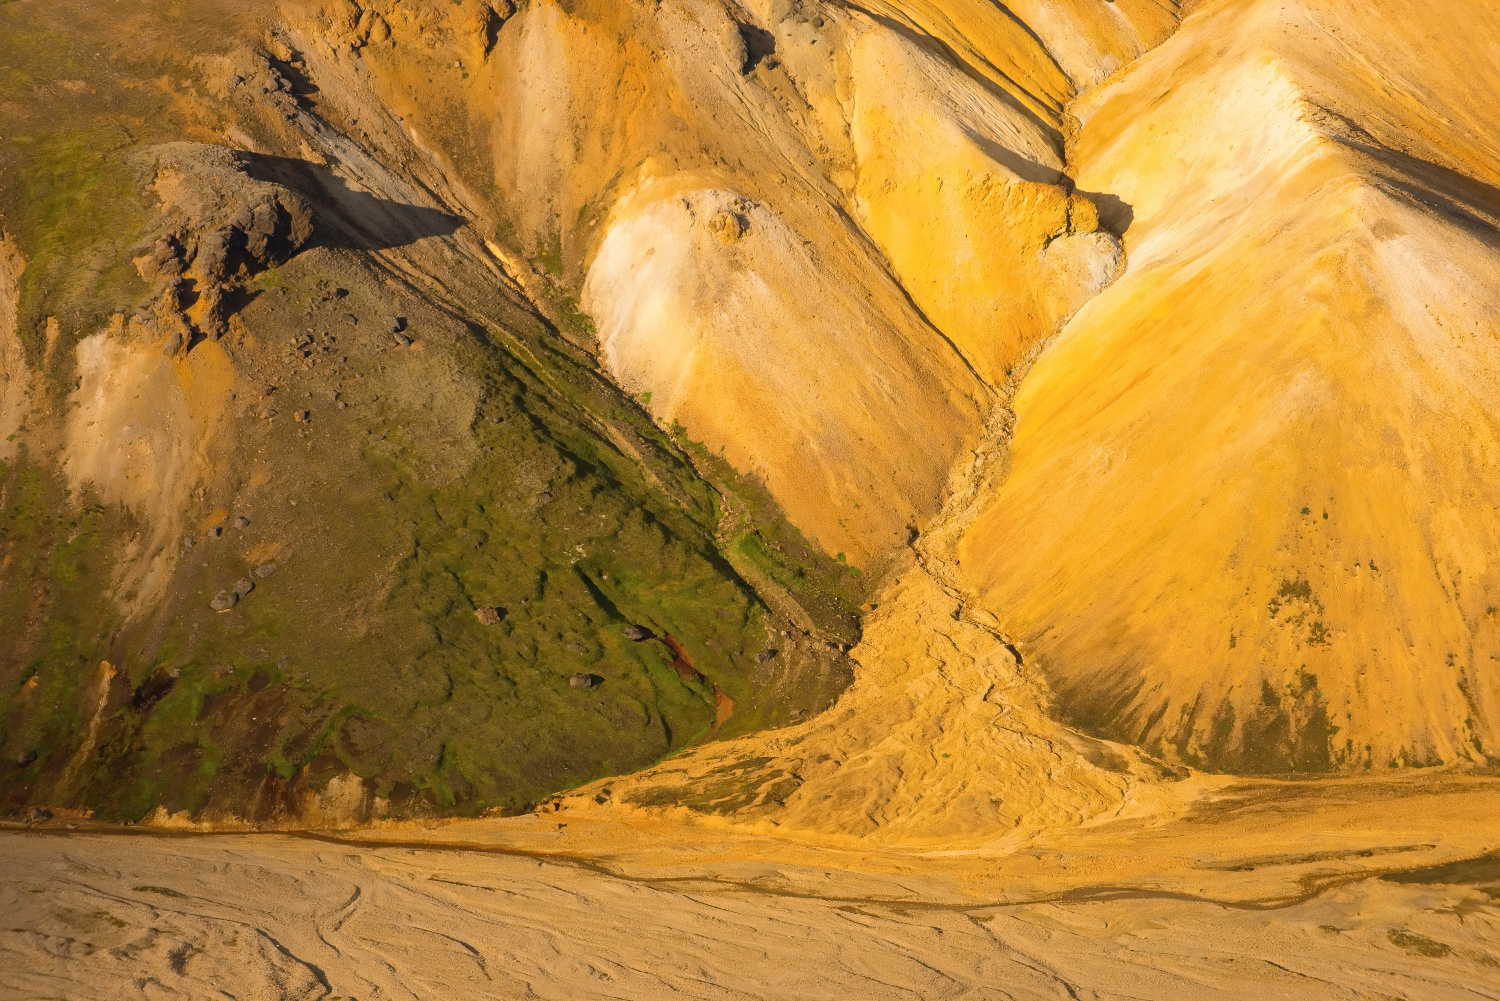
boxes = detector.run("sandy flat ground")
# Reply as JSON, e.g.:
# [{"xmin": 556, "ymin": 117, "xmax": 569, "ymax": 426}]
[{"xmin": 4, "ymin": 803, "xmax": 1498, "ymax": 1000}]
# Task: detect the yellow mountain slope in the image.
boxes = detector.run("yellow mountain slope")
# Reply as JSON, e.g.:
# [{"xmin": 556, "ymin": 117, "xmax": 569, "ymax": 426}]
[{"xmin": 959, "ymin": 0, "xmax": 1500, "ymax": 772}]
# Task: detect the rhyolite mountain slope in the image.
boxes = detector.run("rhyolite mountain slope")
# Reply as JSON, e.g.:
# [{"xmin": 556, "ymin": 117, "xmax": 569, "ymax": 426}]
[
  {"xmin": 958, "ymin": 0, "xmax": 1500, "ymax": 774},
  {"xmin": 3, "ymin": 0, "xmax": 1499, "ymax": 832}
]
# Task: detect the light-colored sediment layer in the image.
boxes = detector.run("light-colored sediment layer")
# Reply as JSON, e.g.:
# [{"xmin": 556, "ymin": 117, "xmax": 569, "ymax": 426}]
[{"xmin": 581, "ymin": 563, "xmax": 1174, "ymax": 847}]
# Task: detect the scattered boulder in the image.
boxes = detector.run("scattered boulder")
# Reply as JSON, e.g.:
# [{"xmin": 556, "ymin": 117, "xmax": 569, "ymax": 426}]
[
  {"xmin": 234, "ymin": 515, "xmax": 250, "ymax": 529},
  {"xmin": 26, "ymin": 807, "xmax": 52, "ymax": 824},
  {"xmin": 254, "ymin": 563, "xmax": 277, "ymax": 579},
  {"xmin": 390, "ymin": 316, "xmax": 407, "ymax": 333},
  {"xmin": 232, "ymin": 579, "xmax": 255, "ymax": 600},
  {"xmin": 183, "ymin": 536, "xmax": 196, "ymax": 549},
  {"xmin": 709, "ymin": 209, "xmax": 749, "ymax": 244},
  {"xmin": 475, "ymin": 606, "xmax": 504, "ymax": 625},
  {"xmin": 15, "ymin": 750, "xmax": 36, "ymax": 768},
  {"xmin": 393, "ymin": 331, "xmax": 413, "ymax": 347},
  {"xmin": 342, "ymin": 312, "xmax": 358, "ymax": 325},
  {"xmin": 569, "ymin": 673, "xmax": 597, "ymax": 689},
  {"xmin": 209, "ymin": 526, "xmax": 224, "ymax": 538},
  {"xmin": 621, "ymin": 624, "xmax": 655, "ymax": 641},
  {"xmin": 755, "ymin": 648, "xmax": 778, "ymax": 663},
  {"xmin": 210, "ymin": 589, "xmax": 237, "ymax": 611},
  {"xmin": 294, "ymin": 409, "xmax": 310, "ymax": 422}
]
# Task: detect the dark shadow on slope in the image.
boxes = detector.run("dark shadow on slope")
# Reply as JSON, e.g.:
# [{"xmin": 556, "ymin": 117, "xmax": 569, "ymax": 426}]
[
  {"xmin": 1333, "ymin": 136, "xmax": 1500, "ymax": 247},
  {"xmin": 963, "ymin": 126, "xmax": 1068, "ymax": 185},
  {"xmin": 233, "ymin": 152, "xmax": 465, "ymax": 252},
  {"xmin": 1076, "ymin": 190, "xmax": 1135, "ymax": 236},
  {"xmin": 738, "ymin": 23, "xmax": 776, "ymax": 73},
  {"xmin": 846, "ymin": 3, "xmax": 1062, "ymax": 145},
  {"xmin": 1382, "ymin": 852, "xmax": 1500, "ymax": 891}
]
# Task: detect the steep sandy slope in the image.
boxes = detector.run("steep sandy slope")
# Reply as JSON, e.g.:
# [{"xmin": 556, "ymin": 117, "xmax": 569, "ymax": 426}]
[
  {"xmin": 383, "ymin": 0, "xmax": 1172, "ymax": 563},
  {"xmin": 958, "ymin": 0, "xmax": 1500, "ymax": 772}
]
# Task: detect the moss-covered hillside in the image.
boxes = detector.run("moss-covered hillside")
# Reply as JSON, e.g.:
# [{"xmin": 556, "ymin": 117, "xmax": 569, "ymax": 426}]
[{"xmin": 0, "ymin": 0, "xmax": 863, "ymax": 823}]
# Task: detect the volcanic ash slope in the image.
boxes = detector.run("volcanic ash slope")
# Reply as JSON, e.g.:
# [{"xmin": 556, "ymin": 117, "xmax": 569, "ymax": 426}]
[{"xmin": 958, "ymin": 0, "xmax": 1500, "ymax": 775}]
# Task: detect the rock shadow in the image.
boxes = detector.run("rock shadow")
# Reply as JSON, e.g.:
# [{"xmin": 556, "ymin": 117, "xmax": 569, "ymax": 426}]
[
  {"xmin": 1075, "ymin": 190, "xmax": 1135, "ymax": 236},
  {"xmin": 233, "ymin": 152, "xmax": 465, "ymax": 253},
  {"xmin": 1336, "ymin": 137, "xmax": 1500, "ymax": 248},
  {"xmin": 738, "ymin": 23, "xmax": 776, "ymax": 73}
]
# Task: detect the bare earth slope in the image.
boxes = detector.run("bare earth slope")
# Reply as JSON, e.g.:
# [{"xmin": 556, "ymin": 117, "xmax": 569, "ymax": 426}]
[
  {"xmin": 4, "ymin": 0, "xmax": 1500, "ymax": 996},
  {"xmin": 959, "ymin": 0, "xmax": 1500, "ymax": 773}
]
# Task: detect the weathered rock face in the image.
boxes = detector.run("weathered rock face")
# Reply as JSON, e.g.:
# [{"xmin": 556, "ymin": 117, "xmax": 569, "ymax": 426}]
[{"xmin": 134, "ymin": 143, "xmax": 315, "ymax": 345}]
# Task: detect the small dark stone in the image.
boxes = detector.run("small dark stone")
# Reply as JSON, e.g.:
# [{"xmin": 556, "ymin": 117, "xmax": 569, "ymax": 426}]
[
  {"xmin": 210, "ymin": 526, "xmax": 224, "ymax": 538},
  {"xmin": 254, "ymin": 563, "xmax": 277, "ymax": 579},
  {"xmin": 26, "ymin": 807, "xmax": 52, "ymax": 824},
  {"xmin": 15, "ymin": 750, "xmax": 36, "ymax": 768},
  {"xmin": 342, "ymin": 313, "xmax": 358, "ymax": 325},
  {"xmin": 569, "ymin": 673, "xmax": 596, "ymax": 689},
  {"xmin": 391, "ymin": 316, "xmax": 407, "ymax": 333},
  {"xmin": 393, "ymin": 332, "xmax": 413, "ymax": 347},
  {"xmin": 621, "ymin": 624, "xmax": 655, "ymax": 642},
  {"xmin": 227, "ymin": 73, "xmax": 244, "ymax": 89},
  {"xmin": 756, "ymin": 648, "xmax": 778, "ymax": 663},
  {"xmin": 234, "ymin": 515, "xmax": 250, "ymax": 530},
  {"xmin": 232, "ymin": 579, "xmax": 255, "ymax": 600},
  {"xmin": 294, "ymin": 409, "xmax": 310, "ymax": 422},
  {"xmin": 210, "ymin": 590, "xmax": 237, "ymax": 611}
]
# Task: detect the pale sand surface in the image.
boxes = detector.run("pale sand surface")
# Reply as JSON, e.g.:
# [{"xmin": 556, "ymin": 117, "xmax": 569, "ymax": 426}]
[{"xmin": 4, "ymin": 769, "xmax": 1499, "ymax": 999}]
